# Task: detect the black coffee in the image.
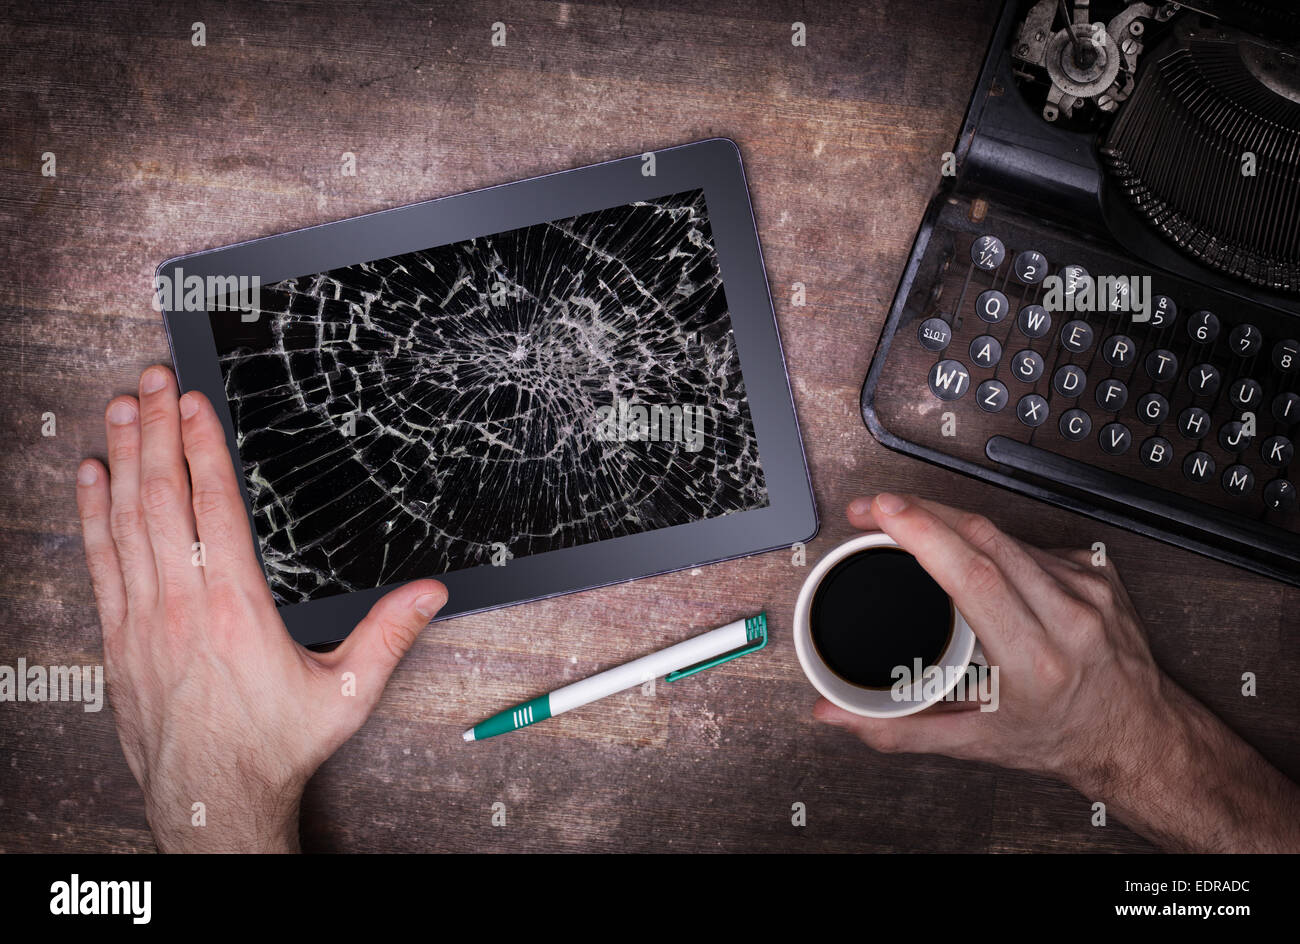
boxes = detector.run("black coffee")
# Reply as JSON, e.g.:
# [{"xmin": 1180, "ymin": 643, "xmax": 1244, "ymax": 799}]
[{"xmin": 810, "ymin": 547, "xmax": 952, "ymax": 689}]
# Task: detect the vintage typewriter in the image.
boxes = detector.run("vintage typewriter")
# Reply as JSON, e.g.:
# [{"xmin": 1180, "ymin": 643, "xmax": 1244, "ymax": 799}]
[{"xmin": 862, "ymin": 0, "xmax": 1300, "ymax": 584}]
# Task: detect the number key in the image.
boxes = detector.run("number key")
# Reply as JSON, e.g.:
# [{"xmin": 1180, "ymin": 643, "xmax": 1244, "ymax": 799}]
[
  {"xmin": 1188, "ymin": 310, "xmax": 1220, "ymax": 344},
  {"xmin": 1150, "ymin": 295, "xmax": 1177, "ymax": 328},
  {"xmin": 1229, "ymin": 323, "xmax": 1262, "ymax": 357},
  {"xmin": 1058, "ymin": 265, "xmax": 1089, "ymax": 303},
  {"xmin": 1014, "ymin": 250, "xmax": 1048, "ymax": 285},
  {"xmin": 1273, "ymin": 339, "xmax": 1299, "ymax": 373}
]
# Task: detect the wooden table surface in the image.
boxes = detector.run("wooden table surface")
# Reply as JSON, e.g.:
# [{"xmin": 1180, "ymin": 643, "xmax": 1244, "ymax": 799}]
[{"xmin": 3, "ymin": 0, "xmax": 1296, "ymax": 853}]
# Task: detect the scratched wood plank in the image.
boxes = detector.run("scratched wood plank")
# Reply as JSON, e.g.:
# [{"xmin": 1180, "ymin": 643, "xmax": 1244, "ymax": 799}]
[{"xmin": 2, "ymin": 0, "xmax": 1295, "ymax": 854}]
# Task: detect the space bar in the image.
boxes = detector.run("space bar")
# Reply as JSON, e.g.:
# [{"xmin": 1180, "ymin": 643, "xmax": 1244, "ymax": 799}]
[{"xmin": 984, "ymin": 435, "xmax": 1300, "ymax": 561}]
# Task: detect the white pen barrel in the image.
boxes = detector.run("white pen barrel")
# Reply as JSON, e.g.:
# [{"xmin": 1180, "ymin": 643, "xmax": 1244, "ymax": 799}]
[{"xmin": 548, "ymin": 618, "xmax": 750, "ymax": 716}]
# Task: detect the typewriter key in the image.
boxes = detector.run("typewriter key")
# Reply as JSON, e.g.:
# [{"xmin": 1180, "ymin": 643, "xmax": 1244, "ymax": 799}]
[
  {"xmin": 1183, "ymin": 451, "xmax": 1215, "ymax": 483},
  {"xmin": 1016, "ymin": 394, "xmax": 1049, "ymax": 427},
  {"xmin": 1187, "ymin": 363, "xmax": 1220, "ymax": 397},
  {"xmin": 1264, "ymin": 479, "xmax": 1297, "ymax": 512},
  {"xmin": 1140, "ymin": 436, "xmax": 1174, "ymax": 469},
  {"xmin": 971, "ymin": 236, "xmax": 1005, "ymax": 271},
  {"xmin": 1059, "ymin": 409, "xmax": 1091, "ymax": 442},
  {"xmin": 1095, "ymin": 378, "xmax": 1128, "ymax": 411},
  {"xmin": 1229, "ymin": 324, "xmax": 1262, "ymax": 357},
  {"xmin": 976, "ymin": 379, "xmax": 1009, "ymax": 413},
  {"xmin": 1262, "ymin": 436, "xmax": 1294, "ymax": 468},
  {"xmin": 1188, "ymin": 310, "xmax": 1220, "ymax": 344},
  {"xmin": 976, "ymin": 289, "xmax": 1009, "ymax": 324},
  {"xmin": 1222, "ymin": 465, "xmax": 1255, "ymax": 496},
  {"xmin": 1144, "ymin": 349, "xmax": 1178, "ymax": 382},
  {"xmin": 1099, "ymin": 422, "xmax": 1132, "ymax": 455},
  {"xmin": 1013, "ymin": 250, "xmax": 1048, "ymax": 285},
  {"xmin": 969, "ymin": 335, "xmax": 1002, "ymax": 368},
  {"xmin": 1218, "ymin": 421, "xmax": 1252, "ymax": 454},
  {"xmin": 1060, "ymin": 320, "xmax": 1094, "ymax": 354},
  {"xmin": 917, "ymin": 317, "xmax": 952, "ymax": 353},
  {"xmin": 1011, "ymin": 350, "xmax": 1045, "ymax": 383},
  {"xmin": 1137, "ymin": 393, "xmax": 1169, "ymax": 425},
  {"xmin": 928, "ymin": 359, "xmax": 970, "ymax": 401}
]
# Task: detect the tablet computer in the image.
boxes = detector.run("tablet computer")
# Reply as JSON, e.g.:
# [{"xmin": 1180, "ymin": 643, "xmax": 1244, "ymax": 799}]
[{"xmin": 158, "ymin": 138, "xmax": 817, "ymax": 646}]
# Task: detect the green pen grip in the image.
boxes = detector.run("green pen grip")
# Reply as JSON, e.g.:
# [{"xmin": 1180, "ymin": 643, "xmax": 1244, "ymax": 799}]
[{"xmin": 473, "ymin": 694, "xmax": 552, "ymax": 740}]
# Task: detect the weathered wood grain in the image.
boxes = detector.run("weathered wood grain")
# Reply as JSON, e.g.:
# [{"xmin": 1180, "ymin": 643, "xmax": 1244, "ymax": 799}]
[{"xmin": 1, "ymin": 0, "xmax": 1294, "ymax": 854}]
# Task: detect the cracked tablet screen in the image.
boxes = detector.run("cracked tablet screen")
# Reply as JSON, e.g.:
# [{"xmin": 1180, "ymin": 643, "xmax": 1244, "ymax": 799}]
[{"xmin": 209, "ymin": 189, "xmax": 770, "ymax": 605}]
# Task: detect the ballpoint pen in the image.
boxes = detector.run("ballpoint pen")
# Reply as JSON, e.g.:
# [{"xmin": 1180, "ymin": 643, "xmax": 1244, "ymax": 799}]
[{"xmin": 463, "ymin": 613, "xmax": 768, "ymax": 741}]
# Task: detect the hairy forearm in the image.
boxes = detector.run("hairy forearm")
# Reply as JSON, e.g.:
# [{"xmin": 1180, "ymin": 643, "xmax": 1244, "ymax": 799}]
[
  {"xmin": 1070, "ymin": 675, "xmax": 1300, "ymax": 853},
  {"xmin": 144, "ymin": 774, "xmax": 303, "ymax": 853},
  {"xmin": 149, "ymin": 802, "xmax": 301, "ymax": 853}
]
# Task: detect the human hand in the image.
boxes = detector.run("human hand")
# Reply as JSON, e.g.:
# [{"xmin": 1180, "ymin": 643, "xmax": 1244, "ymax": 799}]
[
  {"xmin": 813, "ymin": 492, "xmax": 1300, "ymax": 852},
  {"xmin": 76, "ymin": 365, "xmax": 447, "ymax": 852},
  {"xmin": 813, "ymin": 492, "xmax": 1168, "ymax": 785}
]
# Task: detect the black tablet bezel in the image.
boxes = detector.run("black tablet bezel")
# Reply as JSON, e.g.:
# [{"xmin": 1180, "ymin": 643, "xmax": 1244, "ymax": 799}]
[{"xmin": 158, "ymin": 138, "xmax": 817, "ymax": 646}]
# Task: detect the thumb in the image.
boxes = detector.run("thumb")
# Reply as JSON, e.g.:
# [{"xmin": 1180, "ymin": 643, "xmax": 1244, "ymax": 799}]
[
  {"xmin": 812, "ymin": 697, "xmax": 980, "ymax": 757},
  {"xmin": 335, "ymin": 579, "xmax": 448, "ymax": 687}
]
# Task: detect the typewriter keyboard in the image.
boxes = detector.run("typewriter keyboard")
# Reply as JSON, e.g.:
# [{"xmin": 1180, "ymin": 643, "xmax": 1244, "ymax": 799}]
[{"xmin": 864, "ymin": 201, "xmax": 1300, "ymax": 584}]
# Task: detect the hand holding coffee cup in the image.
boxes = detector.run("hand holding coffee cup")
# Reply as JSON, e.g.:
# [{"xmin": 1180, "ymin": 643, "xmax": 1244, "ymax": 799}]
[
  {"xmin": 797, "ymin": 492, "xmax": 1300, "ymax": 854},
  {"xmin": 803, "ymin": 493, "xmax": 1168, "ymax": 782}
]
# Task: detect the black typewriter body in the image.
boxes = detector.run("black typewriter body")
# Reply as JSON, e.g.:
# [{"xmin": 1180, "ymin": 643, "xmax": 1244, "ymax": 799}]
[{"xmin": 861, "ymin": 0, "xmax": 1300, "ymax": 584}]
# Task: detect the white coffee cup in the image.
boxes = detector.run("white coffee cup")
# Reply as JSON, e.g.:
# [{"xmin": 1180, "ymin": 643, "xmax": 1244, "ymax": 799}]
[{"xmin": 793, "ymin": 533, "xmax": 980, "ymax": 718}]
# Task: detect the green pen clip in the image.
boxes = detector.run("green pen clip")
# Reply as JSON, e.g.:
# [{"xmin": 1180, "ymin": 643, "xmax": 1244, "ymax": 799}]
[{"xmin": 665, "ymin": 612, "xmax": 768, "ymax": 682}]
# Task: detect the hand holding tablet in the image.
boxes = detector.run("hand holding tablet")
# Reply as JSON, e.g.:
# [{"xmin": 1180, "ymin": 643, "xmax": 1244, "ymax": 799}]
[
  {"xmin": 159, "ymin": 140, "xmax": 816, "ymax": 646},
  {"xmin": 75, "ymin": 366, "xmax": 451, "ymax": 852}
]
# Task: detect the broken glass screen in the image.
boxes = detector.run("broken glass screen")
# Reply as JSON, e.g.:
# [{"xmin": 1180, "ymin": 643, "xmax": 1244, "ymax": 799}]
[{"xmin": 211, "ymin": 188, "xmax": 770, "ymax": 604}]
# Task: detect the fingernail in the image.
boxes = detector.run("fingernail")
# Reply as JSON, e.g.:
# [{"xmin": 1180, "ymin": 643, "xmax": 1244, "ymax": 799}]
[
  {"xmin": 77, "ymin": 462, "xmax": 98, "ymax": 486},
  {"xmin": 107, "ymin": 400, "xmax": 136, "ymax": 425},
  {"xmin": 140, "ymin": 368, "xmax": 166, "ymax": 394},
  {"xmin": 414, "ymin": 592, "xmax": 444, "ymax": 619},
  {"xmin": 875, "ymin": 492, "xmax": 907, "ymax": 516},
  {"xmin": 848, "ymin": 497, "xmax": 872, "ymax": 516},
  {"xmin": 178, "ymin": 393, "xmax": 198, "ymax": 419}
]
